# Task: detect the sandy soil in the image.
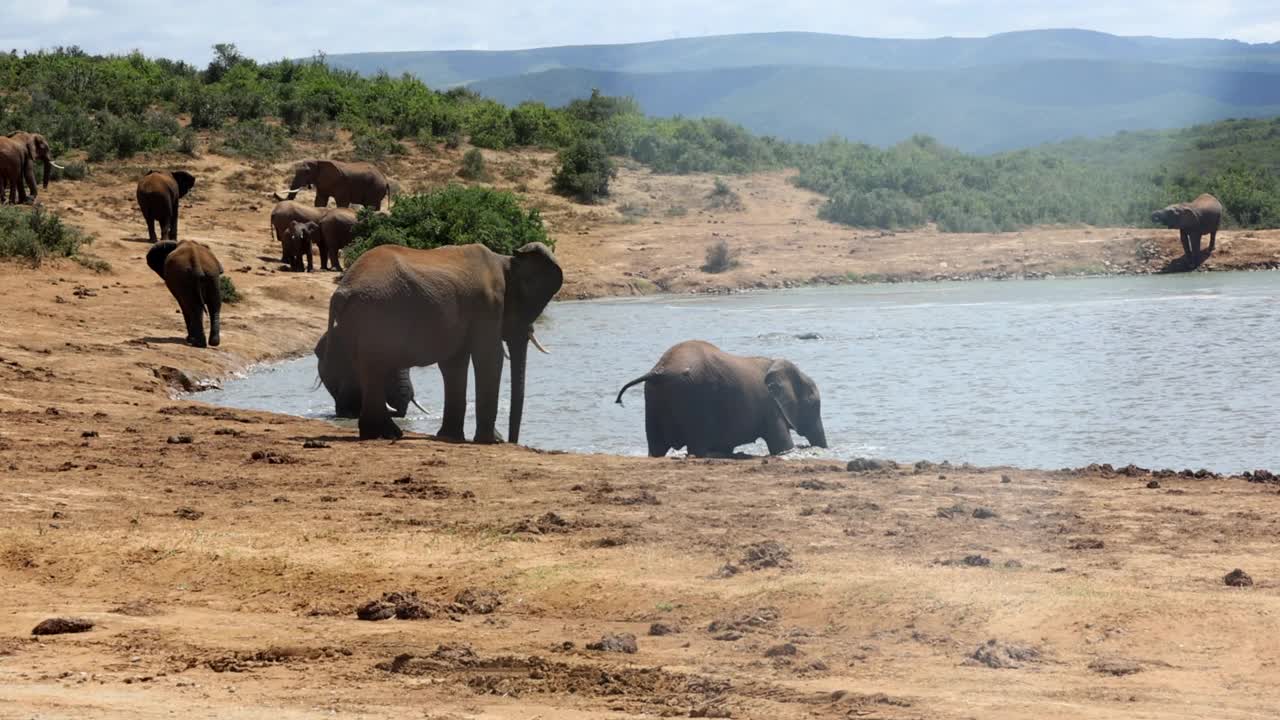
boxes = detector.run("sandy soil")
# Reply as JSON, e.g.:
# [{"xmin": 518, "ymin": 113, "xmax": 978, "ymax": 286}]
[{"xmin": 1, "ymin": 139, "xmax": 1279, "ymax": 718}]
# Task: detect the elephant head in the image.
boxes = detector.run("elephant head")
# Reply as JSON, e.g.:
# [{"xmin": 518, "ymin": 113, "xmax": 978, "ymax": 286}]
[
  {"xmin": 9, "ymin": 131, "xmax": 64, "ymax": 190},
  {"xmin": 171, "ymin": 170, "xmax": 197, "ymax": 198},
  {"xmin": 275, "ymin": 160, "xmax": 325, "ymax": 201},
  {"xmin": 1151, "ymin": 204, "xmax": 1195, "ymax": 229},
  {"xmin": 501, "ymin": 242, "xmax": 563, "ymax": 445},
  {"xmin": 315, "ymin": 331, "xmax": 418, "ymax": 418},
  {"xmin": 764, "ymin": 359, "xmax": 828, "ymax": 449}
]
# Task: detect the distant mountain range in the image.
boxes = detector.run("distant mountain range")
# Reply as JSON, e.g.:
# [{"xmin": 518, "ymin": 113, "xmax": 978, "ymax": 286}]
[{"xmin": 326, "ymin": 30, "xmax": 1280, "ymax": 153}]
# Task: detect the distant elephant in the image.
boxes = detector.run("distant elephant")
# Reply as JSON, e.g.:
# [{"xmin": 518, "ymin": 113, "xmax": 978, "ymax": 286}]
[
  {"xmin": 314, "ymin": 330, "xmax": 421, "ymax": 418},
  {"xmin": 285, "ymin": 220, "xmax": 317, "ymax": 272},
  {"xmin": 615, "ymin": 340, "xmax": 828, "ymax": 458},
  {"xmin": 315, "ymin": 207, "xmax": 357, "ymax": 271},
  {"xmin": 1151, "ymin": 193, "xmax": 1222, "ymax": 262},
  {"xmin": 7, "ymin": 131, "xmax": 64, "ymax": 199},
  {"xmin": 136, "ymin": 170, "xmax": 196, "ymax": 242},
  {"xmin": 146, "ymin": 240, "xmax": 223, "ymax": 348},
  {"xmin": 0, "ymin": 136, "xmax": 30, "ymax": 204},
  {"xmin": 269, "ymin": 200, "xmax": 329, "ymax": 265},
  {"xmin": 322, "ymin": 242, "xmax": 562, "ymax": 441},
  {"xmin": 274, "ymin": 159, "xmax": 388, "ymax": 209}
]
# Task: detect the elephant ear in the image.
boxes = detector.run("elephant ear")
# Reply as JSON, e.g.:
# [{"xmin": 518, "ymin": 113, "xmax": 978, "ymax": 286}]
[
  {"xmin": 765, "ymin": 359, "xmax": 802, "ymax": 432},
  {"xmin": 505, "ymin": 243, "xmax": 564, "ymax": 334},
  {"xmin": 173, "ymin": 171, "xmax": 196, "ymax": 197},
  {"xmin": 145, "ymin": 241, "xmax": 180, "ymax": 278}
]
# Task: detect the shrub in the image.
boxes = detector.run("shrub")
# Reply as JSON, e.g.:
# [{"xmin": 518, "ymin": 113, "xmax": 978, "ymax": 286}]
[
  {"xmin": 706, "ymin": 177, "xmax": 742, "ymax": 210},
  {"xmin": 552, "ymin": 139, "xmax": 616, "ymax": 204},
  {"xmin": 177, "ymin": 127, "xmax": 199, "ymax": 156},
  {"xmin": 459, "ymin": 148, "xmax": 489, "ymax": 181},
  {"xmin": 346, "ymin": 184, "xmax": 550, "ymax": 263},
  {"xmin": 701, "ymin": 239, "xmax": 739, "ymax": 274},
  {"xmin": 215, "ymin": 119, "xmax": 291, "ymax": 160},
  {"xmin": 52, "ymin": 160, "xmax": 89, "ymax": 181},
  {"xmin": 465, "ymin": 100, "xmax": 515, "ymax": 149},
  {"xmin": 219, "ymin": 275, "xmax": 242, "ymax": 304},
  {"xmin": 444, "ymin": 130, "xmax": 462, "ymax": 149},
  {"xmin": 352, "ymin": 128, "xmax": 405, "ymax": 162},
  {"xmin": 0, "ymin": 206, "xmax": 90, "ymax": 263}
]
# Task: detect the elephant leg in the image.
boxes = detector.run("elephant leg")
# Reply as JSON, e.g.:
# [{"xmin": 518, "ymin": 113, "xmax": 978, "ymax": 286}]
[
  {"xmin": 314, "ymin": 193, "xmax": 330, "ymax": 207},
  {"xmin": 644, "ymin": 402, "xmax": 669, "ymax": 458},
  {"xmin": 1189, "ymin": 233, "xmax": 1202, "ymax": 262},
  {"xmin": 169, "ymin": 204, "xmax": 179, "ymax": 241},
  {"xmin": 1209, "ymin": 230, "xmax": 1217, "ymax": 253},
  {"xmin": 763, "ymin": 413, "xmax": 796, "ymax": 456},
  {"xmin": 1179, "ymin": 230, "xmax": 1192, "ymax": 257},
  {"xmin": 203, "ymin": 276, "xmax": 221, "ymax": 347},
  {"xmin": 471, "ymin": 340, "xmax": 504, "ymax": 444},
  {"xmin": 146, "ymin": 214, "xmax": 158, "ymax": 243},
  {"xmin": 435, "ymin": 351, "xmax": 470, "ymax": 442},
  {"xmin": 357, "ymin": 361, "xmax": 401, "ymax": 440},
  {"xmin": 173, "ymin": 284, "xmax": 206, "ymax": 347}
]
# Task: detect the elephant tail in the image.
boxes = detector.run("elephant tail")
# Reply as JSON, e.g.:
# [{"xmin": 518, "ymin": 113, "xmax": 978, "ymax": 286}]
[{"xmin": 615, "ymin": 371, "xmax": 660, "ymax": 406}]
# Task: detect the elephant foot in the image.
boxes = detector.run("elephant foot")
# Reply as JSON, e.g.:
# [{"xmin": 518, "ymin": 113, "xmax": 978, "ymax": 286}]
[
  {"xmin": 359, "ymin": 415, "xmax": 403, "ymax": 441},
  {"xmin": 433, "ymin": 428, "xmax": 467, "ymax": 443},
  {"xmin": 208, "ymin": 333, "xmax": 221, "ymax": 347},
  {"xmin": 473, "ymin": 429, "xmax": 505, "ymax": 445},
  {"xmin": 187, "ymin": 336, "xmax": 208, "ymax": 348}
]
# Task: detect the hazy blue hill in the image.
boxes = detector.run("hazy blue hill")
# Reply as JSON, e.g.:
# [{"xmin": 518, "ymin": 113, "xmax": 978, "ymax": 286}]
[
  {"xmin": 470, "ymin": 61, "xmax": 1280, "ymax": 152},
  {"xmin": 326, "ymin": 30, "xmax": 1280, "ymax": 86}
]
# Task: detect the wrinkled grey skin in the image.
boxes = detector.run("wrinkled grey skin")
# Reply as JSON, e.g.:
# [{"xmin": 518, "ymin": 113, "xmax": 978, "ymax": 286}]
[
  {"xmin": 285, "ymin": 220, "xmax": 318, "ymax": 272},
  {"xmin": 275, "ymin": 159, "xmax": 388, "ymax": 209},
  {"xmin": 315, "ymin": 331, "xmax": 417, "ymax": 418},
  {"xmin": 1151, "ymin": 193, "xmax": 1223, "ymax": 261},
  {"xmin": 616, "ymin": 340, "xmax": 828, "ymax": 458}
]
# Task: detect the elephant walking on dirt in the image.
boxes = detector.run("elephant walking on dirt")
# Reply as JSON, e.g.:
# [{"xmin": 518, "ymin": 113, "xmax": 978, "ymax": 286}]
[
  {"xmin": 1151, "ymin": 193, "xmax": 1223, "ymax": 263},
  {"xmin": 8, "ymin": 131, "xmax": 64, "ymax": 200},
  {"xmin": 321, "ymin": 242, "xmax": 562, "ymax": 441},
  {"xmin": 286, "ymin": 208, "xmax": 358, "ymax": 272},
  {"xmin": 616, "ymin": 340, "xmax": 828, "ymax": 458},
  {"xmin": 0, "ymin": 136, "xmax": 30, "ymax": 204},
  {"xmin": 315, "ymin": 330, "xmax": 421, "ymax": 418},
  {"xmin": 136, "ymin": 170, "xmax": 196, "ymax": 242},
  {"xmin": 270, "ymin": 200, "xmax": 329, "ymax": 267},
  {"xmin": 274, "ymin": 159, "xmax": 388, "ymax": 210},
  {"xmin": 146, "ymin": 240, "xmax": 223, "ymax": 348}
]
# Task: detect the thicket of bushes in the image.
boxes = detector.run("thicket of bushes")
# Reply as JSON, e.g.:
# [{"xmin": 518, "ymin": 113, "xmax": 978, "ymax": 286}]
[
  {"xmin": 346, "ymin": 184, "xmax": 550, "ymax": 262},
  {"xmin": 0, "ymin": 206, "xmax": 90, "ymax": 263}
]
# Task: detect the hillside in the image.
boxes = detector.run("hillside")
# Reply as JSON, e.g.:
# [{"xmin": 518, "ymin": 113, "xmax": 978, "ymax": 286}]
[
  {"xmin": 470, "ymin": 60, "xmax": 1280, "ymax": 151},
  {"xmin": 326, "ymin": 29, "xmax": 1280, "ymax": 86}
]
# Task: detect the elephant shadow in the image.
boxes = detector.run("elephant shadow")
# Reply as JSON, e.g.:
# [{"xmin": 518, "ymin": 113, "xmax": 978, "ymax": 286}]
[
  {"xmin": 122, "ymin": 236, "xmax": 159, "ymax": 244},
  {"xmin": 1159, "ymin": 251, "xmax": 1211, "ymax": 273},
  {"xmin": 133, "ymin": 335, "xmax": 196, "ymax": 345}
]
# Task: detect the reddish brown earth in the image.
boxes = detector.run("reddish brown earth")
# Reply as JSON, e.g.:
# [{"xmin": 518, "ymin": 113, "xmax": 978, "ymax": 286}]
[{"xmin": 1, "ymin": 138, "xmax": 1278, "ymax": 718}]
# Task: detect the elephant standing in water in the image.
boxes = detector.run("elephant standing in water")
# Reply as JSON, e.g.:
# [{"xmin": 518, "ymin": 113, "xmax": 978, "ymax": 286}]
[
  {"xmin": 314, "ymin": 330, "xmax": 420, "ymax": 418},
  {"xmin": 8, "ymin": 131, "xmax": 64, "ymax": 200},
  {"xmin": 616, "ymin": 340, "xmax": 828, "ymax": 458},
  {"xmin": 1152, "ymin": 193, "xmax": 1223, "ymax": 264},
  {"xmin": 321, "ymin": 242, "xmax": 562, "ymax": 441},
  {"xmin": 274, "ymin": 159, "xmax": 388, "ymax": 209}
]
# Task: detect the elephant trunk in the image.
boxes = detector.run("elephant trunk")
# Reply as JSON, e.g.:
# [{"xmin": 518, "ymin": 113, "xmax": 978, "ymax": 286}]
[
  {"xmin": 508, "ymin": 335, "xmax": 529, "ymax": 445},
  {"xmin": 42, "ymin": 159, "xmax": 52, "ymax": 189},
  {"xmin": 806, "ymin": 420, "xmax": 829, "ymax": 449}
]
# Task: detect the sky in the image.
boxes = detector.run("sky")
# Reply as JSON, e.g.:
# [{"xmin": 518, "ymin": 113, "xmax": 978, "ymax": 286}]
[{"xmin": 3, "ymin": 0, "xmax": 1278, "ymax": 64}]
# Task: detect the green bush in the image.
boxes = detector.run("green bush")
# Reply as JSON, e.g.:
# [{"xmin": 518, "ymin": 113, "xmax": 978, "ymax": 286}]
[
  {"xmin": 219, "ymin": 275, "xmax": 242, "ymax": 303},
  {"xmin": 215, "ymin": 119, "xmax": 291, "ymax": 160},
  {"xmin": 701, "ymin": 239, "xmax": 739, "ymax": 273},
  {"xmin": 352, "ymin": 128, "xmax": 406, "ymax": 162},
  {"xmin": 465, "ymin": 100, "xmax": 515, "ymax": 149},
  {"xmin": 346, "ymin": 184, "xmax": 549, "ymax": 263},
  {"xmin": 0, "ymin": 206, "xmax": 90, "ymax": 263},
  {"xmin": 177, "ymin": 127, "xmax": 199, "ymax": 156},
  {"xmin": 52, "ymin": 160, "xmax": 89, "ymax": 181},
  {"xmin": 552, "ymin": 139, "xmax": 616, "ymax": 203},
  {"xmin": 459, "ymin": 148, "xmax": 489, "ymax": 181}
]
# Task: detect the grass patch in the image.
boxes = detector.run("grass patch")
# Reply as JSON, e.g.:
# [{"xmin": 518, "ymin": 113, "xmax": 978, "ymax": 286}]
[
  {"xmin": 0, "ymin": 206, "xmax": 91, "ymax": 264},
  {"xmin": 218, "ymin": 275, "xmax": 242, "ymax": 304}
]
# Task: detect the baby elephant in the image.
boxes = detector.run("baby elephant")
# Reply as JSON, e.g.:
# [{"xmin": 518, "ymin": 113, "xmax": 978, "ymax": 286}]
[
  {"xmin": 285, "ymin": 219, "xmax": 318, "ymax": 272},
  {"xmin": 136, "ymin": 170, "xmax": 196, "ymax": 242},
  {"xmin": 616, "ymin": 340, "xmax": 828, "ymax": 458},
  {"xmin": 1151, "ymin": 193, "xmax": 1222, "ymax": 262},
  {"xmin": 146, "ymin": 240, "xmax": 223, "ymax": 348}
]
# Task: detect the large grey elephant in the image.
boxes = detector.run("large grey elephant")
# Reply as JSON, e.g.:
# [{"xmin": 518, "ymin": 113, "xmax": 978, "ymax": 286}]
[
  {"xmin": 269, "ymin": 200, "xmax": 330, "ymax": 267},
  {"xmin": 146, "ymin": 240, "xmax": 223, "ymax": 348},
  {"xmin": 1151, "ymin": 193, "xmax": 1223, "ymax": 262},
  {"xmin": 295, "ymin": 207, "xmax": 358, "ymax": 271},
  {"xmin": 274, "ymin": 159, "xmax": 388, "ymax": 209},
  {"xmin": 8, "ymin": 131, "xmax": 64, "ymax": 199},
  {"xmin": 314, "ymin": 330, "xmax": 420, "ymax": 418},
  {"xmin": 615, "ymin": 340, "xmax": 828, "ymax": 458},
  {"xmin": 136, "ymin": 170, "xmax": 196, "ymax": 242},
  {"xmin": 322, "ymin": 242, "xmax": 562, "ymax": 441},
  {"xmin": 0, "ymin": 136, "xmax": 28, "ymax": 204}
]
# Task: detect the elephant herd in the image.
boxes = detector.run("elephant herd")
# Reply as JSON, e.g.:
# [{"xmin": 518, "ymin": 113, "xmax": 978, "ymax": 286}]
[{"xmin": 0, "ymin": 134, "xmax": 1234, "ymax": 456}]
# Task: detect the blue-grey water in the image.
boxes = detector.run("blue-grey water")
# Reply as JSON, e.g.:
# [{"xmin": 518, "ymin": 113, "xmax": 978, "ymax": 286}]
[{"xmin": 202, "ymin": 272, "xmax": 1279, "ymax": 473}]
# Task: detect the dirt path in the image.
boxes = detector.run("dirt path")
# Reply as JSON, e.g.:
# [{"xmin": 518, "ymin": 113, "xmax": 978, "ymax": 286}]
[{"xmin": 1, "ymin": 143, "xmax": 1278, "ymax": 718}]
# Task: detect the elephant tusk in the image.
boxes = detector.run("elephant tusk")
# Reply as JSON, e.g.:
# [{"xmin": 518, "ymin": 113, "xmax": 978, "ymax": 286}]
[
  {"xmin": 529, "ymin": 331, "xmax": 549, "ymax": 355},
  {"xmin": 50, "ymin": 161, "xmax": 66, "ymax": 170}
]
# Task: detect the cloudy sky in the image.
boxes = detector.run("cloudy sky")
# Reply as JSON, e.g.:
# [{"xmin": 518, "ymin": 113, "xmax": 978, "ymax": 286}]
[{"xmin": 4, "ymin": 0, "xmax": 1278, "ymax": 64}]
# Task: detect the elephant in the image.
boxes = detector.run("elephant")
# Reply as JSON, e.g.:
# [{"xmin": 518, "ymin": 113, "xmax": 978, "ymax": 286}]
[
  {"xmin": 136, "ymin": 170, "xmax": 196, "ymax": 242},
  {"xmin": 321, "ymin": 242, "xmax": 562, "ymax": 441},
  {"xmin": 274, "ymin": 159, "xmax": 388, "ymax": 210},
  {"xmin": 314, "ymin": 330, "xmax": 422, "ymax": 418},
  {"xmin": 285, "ymin": 220, "xmax": 317, "ymax": 272},
  {"xmin": 0, "ymin": 136, "xmax": 30, "ymax": 204},
  {"xmin": 1151, "ymin": 193, "xmax": 1222, "ymax": 263},
  {"xmin": 615, "ymin": 340, "xmax": 828, "ymax": 458},
  {"xmin": 269, "ymin": 200, "xmax": 329, "ymax": 265},
  {"xmin": 314, "ymin": 207, "xmax": 357, "ymax": 271},
  {"xmin": 7, "ymin": 131, "xmax": 64, "ymax": 199},
  {"xmin": 146, "ymin": 240, "xmax": 223, "ymax": 348}
]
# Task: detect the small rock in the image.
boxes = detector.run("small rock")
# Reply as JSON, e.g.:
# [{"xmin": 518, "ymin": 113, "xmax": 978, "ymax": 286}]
[
  {"xmin": 764, "ymin": 642, "xmax": 798, "ymax": 657},
  {"xmin": 302, "ymin": 439, "xmax": 329, "ymax": 449},
  {"xmin": 81, "ymin": 430, "xmax": 98, "ymax": 438},
  {"xmin": 1069, "ymin": 538, "xmax": 1105, "ymax": 550},
  {"xmin": 586, "ymin": 633, "xmax": 637, "ymax": 654},
  {"xmin": 1224, "ymin": 568, "xmax": 1253, "ymax": 587},
  {"xmin": 173, "ymin": 507, "xmax": 203, "ymax": 521},
  {"xmin": 32, "ymin": 617, "xmax": 94, "ymax": 635},
  {"xmin": 356, "ymin": 600, "xmax": 396, "ymax": 621},
  {"xmin": 972, "ymin": 507, "xmax": 998, "ymax": 519},
  {"xmin": 846, "ymin": 457, "xmax": 886, "ymax": 472},
  {"xmin": 648, "ymin": 622, "xmax": 680, "ymax": 636},
  {"xmin": 967, "ymin": 639, "xmax": 1042, "ymax": 669},
  {"xmin": 962, "ymin": 554, "xmax": 991, "ymax": 567},
  {"xmin": 167, "ymin": 435, "xmax": 193, "ymax": 445},
  {"xmin": 1146, "ymin": 480, "xmax": 1161, "ymax": 489},
  {"xmin": 1089, "ymin": 657, "xmax": 1142, "ymax": 676},
  {"xmin": 1000, "ymin": 474, "xmax": 1012, "ymax": 483},
  {"xmin": 690, "ymin": 703, "xmax": 733, "ymax": 718}
]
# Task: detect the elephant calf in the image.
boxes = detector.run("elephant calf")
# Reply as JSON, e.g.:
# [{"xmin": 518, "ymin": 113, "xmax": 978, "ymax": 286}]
[
  {"xmin": 314, "ymin": 330, "xmax": 420, "ymax": 418},
  {"xmin": 137, "ymin": 170, "xmax": 196, "ymax": 242},
  {"xmin": 146, "ymin": 240, "xmax": 223, "ymax": 348},
  {"xmin": 616, "ymin": 340, "xmax": 828, "ymax": 458},
  {"xmin": 1152, "ymin": 193, "xmax": 1223, "ymax": 262},
  {"xmin": 285, "ymin": 220, "xmax": 317, "ymax": 272}
]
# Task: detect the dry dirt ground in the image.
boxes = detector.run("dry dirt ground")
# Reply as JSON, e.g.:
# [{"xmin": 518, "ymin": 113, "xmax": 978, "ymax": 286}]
[{"xmin": 1, "ymin": 138, "xmax": 1279, "ymax": 718}]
